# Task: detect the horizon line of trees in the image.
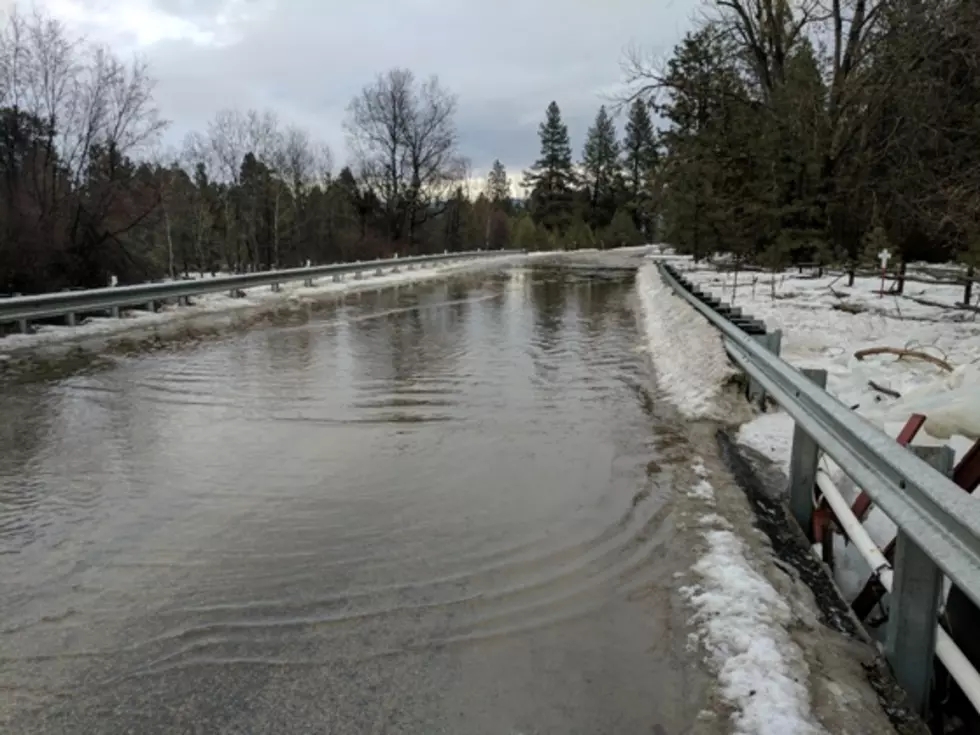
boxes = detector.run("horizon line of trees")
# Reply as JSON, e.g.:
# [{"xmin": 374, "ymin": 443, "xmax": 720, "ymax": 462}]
[
  {"xmin": 0, "ymin": 8, "xmax": 532, "ymax": 295},
  {"xmin": 518, "ymin": 0, "xmax": 980, "ymax": 285},
  {"xmin": 4, "ymin": 1, "xmax": 978, "ymax": 295},
  {"xmin": 630, "ymin": 0, "xmax": 980, "ymax": 285}
]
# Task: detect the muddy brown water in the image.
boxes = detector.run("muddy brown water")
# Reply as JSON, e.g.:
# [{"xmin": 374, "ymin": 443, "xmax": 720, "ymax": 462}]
[{"xmin": 0, "ymin": 266, "xmax": 715, "ymax": 734}]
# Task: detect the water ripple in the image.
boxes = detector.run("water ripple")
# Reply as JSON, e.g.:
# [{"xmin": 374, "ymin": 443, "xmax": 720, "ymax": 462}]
[{"xmin": 0, "ymin": 265, "xmax": 690, "ymax": 733}]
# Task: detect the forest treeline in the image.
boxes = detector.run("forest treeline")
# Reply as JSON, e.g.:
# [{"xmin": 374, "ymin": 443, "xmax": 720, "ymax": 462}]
[
  {"xmin": 638, "ymin": 0, "xmax": 980, "ymax": 274},
  {"xmin": 1, "ymin": 1, "xmax": 978, "ymax": 293}
]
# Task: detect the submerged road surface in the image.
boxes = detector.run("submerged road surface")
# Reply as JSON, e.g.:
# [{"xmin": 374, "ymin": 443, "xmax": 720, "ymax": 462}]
[{"xmin": 1, "ymin": 265, "xmax": 719, "ymax": 734}]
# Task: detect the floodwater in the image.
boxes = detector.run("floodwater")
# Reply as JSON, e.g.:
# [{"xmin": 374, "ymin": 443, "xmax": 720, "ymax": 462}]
[{"xmin": 0, "ymin": 266, "xmax": 712, "ymax": 734}]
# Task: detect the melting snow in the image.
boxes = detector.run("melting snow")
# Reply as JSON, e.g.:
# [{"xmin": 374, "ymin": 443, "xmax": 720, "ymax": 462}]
[
  {"xmin": 682, "ymin": 467, "xmax": 824, "ymax": 735},
  {"xmin": 636, "ymin": 263, "xmax": 739, "ymax": 420},
  {"xmin": 674, "ymin": 258, "xmax": 980, "ymax": 600}
]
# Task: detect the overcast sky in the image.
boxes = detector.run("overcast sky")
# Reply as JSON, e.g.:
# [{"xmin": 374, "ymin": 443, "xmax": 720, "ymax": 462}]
[{"xmin": 26, "ymin": 0, "xmax": 699, "ymax": 180}]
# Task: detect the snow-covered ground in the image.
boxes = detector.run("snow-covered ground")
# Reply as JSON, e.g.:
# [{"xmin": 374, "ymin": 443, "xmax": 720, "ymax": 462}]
[
  {"xmin": 644, "ymin": 253, "xmax": 980, "ymax": 601},
  {"xmin": 636, "ymin": 266, "xmax": 745, "ymax": 422},
  {"xmin": 0, "ymin": 255, "xmax": 527, "ymax": 360},
  {"xmin": 637, "ymin": 260, "xmax": 831, "ymax": 733},
  {"xmin": 681, "ymin": 458, "xmax": 823, "ymax": 735}
]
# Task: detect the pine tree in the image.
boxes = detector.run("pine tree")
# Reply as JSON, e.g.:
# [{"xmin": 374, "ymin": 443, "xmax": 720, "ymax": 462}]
[
  {"xmin": 565, "ymin": 216, "xmax": 595, "ymax": 250},
  {"xmin": 602, "ymin": 210, "xmax": 642, "ymax": 248},
  {"xmin": 622, "ymin": 99, "xmax": 659, "ymax": 237},
  {"xmin": 512, "ymin": 214, "xmax": 539, "ymax": 250},
  {"xmin": 522, "ymin": 101, "xmax": 576, "ymax": 233},
  {"xmin": 486, "ymin": 160, "xmax": 511, "ymax": 207},
  {"xmin": 581, "ymin": 105, "xmax": 621, "ymax": 233}
]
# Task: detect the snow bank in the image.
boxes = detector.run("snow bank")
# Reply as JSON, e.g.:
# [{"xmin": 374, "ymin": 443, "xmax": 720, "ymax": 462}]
[
  {"xmin": 636, "ymin": 264, "xmax": 740, "ymax": 421},
  {"xmin": 0, "ymin": 256, "xmax": 525, "ymax": 358},
  {"xmin": 680, "ymin": 261, "xmax": 980, "ymax": 599},
  {"xmin": 682, "ymin": 461, "xmax": 823, "ymax": 735}
]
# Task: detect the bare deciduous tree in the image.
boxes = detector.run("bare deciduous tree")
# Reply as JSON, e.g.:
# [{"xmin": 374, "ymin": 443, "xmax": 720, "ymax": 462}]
[
  {"xmin": 344, "ymin": 68, "xmax": 465, "ymax": 252},
  {"xmin": 0, "ymin": 6, "xmax": 167, "ymax": 289}
]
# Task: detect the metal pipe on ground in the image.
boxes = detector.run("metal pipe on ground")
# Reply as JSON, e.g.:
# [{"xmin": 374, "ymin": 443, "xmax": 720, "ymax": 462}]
[{"xmin": 815, "ymin": 465, "xmax": 980, "ymax": 717}]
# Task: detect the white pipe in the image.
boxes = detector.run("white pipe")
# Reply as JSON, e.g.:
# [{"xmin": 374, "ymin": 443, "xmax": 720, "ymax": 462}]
[
  {"xmin": 937, "ymin": 629, "xmax": 980, "ymax": 714},
  {"xmin": 816, "ymin": 469, "xmax": 895, "ymax": 591},
  {"xmin": 815, "ymin": 467, "xmax": 980, "ymax": 714}
]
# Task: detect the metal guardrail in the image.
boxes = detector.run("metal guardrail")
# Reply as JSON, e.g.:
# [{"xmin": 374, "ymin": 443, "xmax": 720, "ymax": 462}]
[
  {"xmin": 0, "ymin": 250, "xmax": 521, "ymax": 332},
  {"xmin": 657, "ymin": 261, "xmax": 980, "ymax": 717}
]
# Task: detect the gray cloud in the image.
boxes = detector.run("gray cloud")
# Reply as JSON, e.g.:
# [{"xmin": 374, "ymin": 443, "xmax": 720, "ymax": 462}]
[{"xmin": 38, "ymin": 0, "xmax": 698, "ymax": 177}]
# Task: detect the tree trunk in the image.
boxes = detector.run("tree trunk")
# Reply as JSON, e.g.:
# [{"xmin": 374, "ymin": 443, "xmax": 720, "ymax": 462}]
[
  {"xmin": 732, "ymin": 258, "xmax": 740, "ymax": 304},
  {"xmin": 163, "ymin": 206, "xmax": 175, "ymax": 280},
  {"xmin": 964, "ymin": 265, "xmax": 974, "ymax": 305},
  {"xmin": 273, "ymin": 187, "xmax": 281, "ymax": 269}
]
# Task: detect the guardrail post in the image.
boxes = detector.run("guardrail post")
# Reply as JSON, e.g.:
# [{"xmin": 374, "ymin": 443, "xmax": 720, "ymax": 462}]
[
  {"xmin": 354, "ymin": 270, "xmax": 362, "ymax": 280},
  {"xmin": 375, "ymin": 267, "xmax": 384, "ymax": 276},
  {"xmin": 65, "ymin": 312, "xmax": 76, "ymax": 327},
  {"xmin": 886, "ymin": 444, "xmax": 954, "ymax": 717},
  {"xmin": 767, "ymin": 328, "xmax": 782, "ymax": 358},
  {"xmin": 749, "ymin": 328, "xmax": 783, "ymax": 410},
  {"xmin": 111, "ymin": 306, "xmax": 120, "ymax": 318},
  {"xmin": 747, "ymin": 328, "xmax": 777, "ymax": 407},
  {"xmin": 332, "ymin": 273, "xmax": 342, "ymax": 283},
  {"xmin": 788, "ymin": 368, "xmax": 828, "ymax": 538},
  {"xmin": 17, "ymin": 318, "xmax": 28, "ymax": 334}
]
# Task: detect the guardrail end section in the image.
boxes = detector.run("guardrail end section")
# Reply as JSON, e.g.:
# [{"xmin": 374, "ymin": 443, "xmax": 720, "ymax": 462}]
[
  {"xmin": 886, "ymin": 444, "xmax": 954, "ymax": 717},
  {"xmin": 787, "ymin": 368, "xmax": 829, "ymax": 539}
]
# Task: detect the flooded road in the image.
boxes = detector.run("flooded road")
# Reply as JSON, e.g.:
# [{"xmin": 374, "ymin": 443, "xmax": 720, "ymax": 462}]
[{"xmin": 0, "ymin": 266, "xmax": 713, "ymax": 734}]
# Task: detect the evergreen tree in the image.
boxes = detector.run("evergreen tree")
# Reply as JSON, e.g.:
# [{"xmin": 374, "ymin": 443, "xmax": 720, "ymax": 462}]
[
  {"xmin": 658, "ymin": 28, "xmax": 751, "ymax": 262},
  {"xmin": 565, "ymin": 216, "xmax": 595, "ymax": 250},
  {"xmin": 512, "ymin": 214, "xmax": 539, "ymax": 250},
  {"xmin": 602, "ymin": 210, "xmax": 642, "ymax": 248},
  {"xmin": 522, "ymin": 101, "xmax": 576, "ymax": 233},
  {"xmin": 581, "ymin": 105, "xmax": 621, "ymax": 233},
  {"xmin": 486, "ymin": 159, "xmax": 511, "ymax": 209},
  {"xmin": 622, "ymin": 99, "xmax": 659, "ymax": 237}
]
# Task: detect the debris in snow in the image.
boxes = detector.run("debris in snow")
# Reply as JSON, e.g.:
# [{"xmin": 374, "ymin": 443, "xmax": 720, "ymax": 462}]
[
  {"xmin": 854, "ymin": 346, "xmax": 953, "ymax": 373},
  {"xmin": 867, "ymin": 380, "xmax": 901, "ymax": 399},
  {"xmin": 678, "ymin": 259, "xmax": 980, "ymax": 601}
]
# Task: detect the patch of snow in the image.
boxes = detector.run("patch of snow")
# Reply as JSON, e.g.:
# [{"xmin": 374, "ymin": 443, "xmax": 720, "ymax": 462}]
[
  {"xmin": 699, "ymin": 513, "xmax": 733, "ymax": 530},
  {"xmin": 636, "ymin": 264, "xmax": 739, "ymax": 420},
  {"xmin": 693, "ymin": 459, "xmax": 709, "ymax": 478},
  {"xmin": 683, "ymin": 469, "xmax": 823, "ymax": 735},
  {"xmin": 689, "ymin": 479, "xmax": 716, "ymax": 502},
  {"xmin": 737, "ymin": 412, "xmax": 795, "ymax": 473}
]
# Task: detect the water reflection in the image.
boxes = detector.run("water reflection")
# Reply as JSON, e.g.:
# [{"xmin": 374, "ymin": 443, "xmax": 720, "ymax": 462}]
[{"xmin": 0, "ymin": 266, "xmax": 701, "ymax": 734}]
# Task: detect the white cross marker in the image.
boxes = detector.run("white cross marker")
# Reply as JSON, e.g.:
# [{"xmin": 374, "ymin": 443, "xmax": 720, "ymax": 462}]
[{"xmin": 878, "ymin": 249, "xmax": 891, "ymax": 298}]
